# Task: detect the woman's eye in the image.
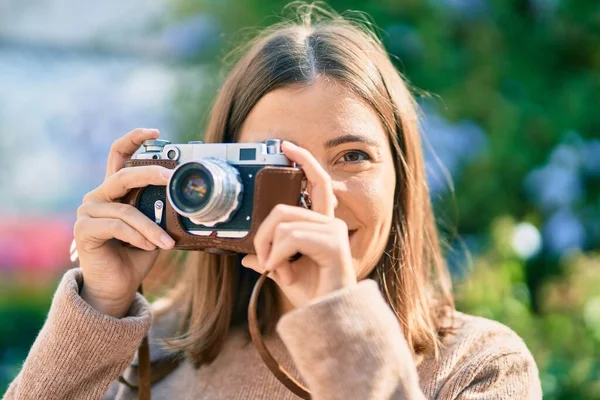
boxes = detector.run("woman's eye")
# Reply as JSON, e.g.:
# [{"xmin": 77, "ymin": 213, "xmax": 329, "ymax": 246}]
[{"xmin": 336, "ymin": 150, "xmax": 371, "ymax": 164}]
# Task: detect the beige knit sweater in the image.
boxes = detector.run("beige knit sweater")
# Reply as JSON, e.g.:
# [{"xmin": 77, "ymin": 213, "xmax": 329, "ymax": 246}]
[{"xmin": 4, "ymin": 268, "xmax": 541, "ymax": 399}]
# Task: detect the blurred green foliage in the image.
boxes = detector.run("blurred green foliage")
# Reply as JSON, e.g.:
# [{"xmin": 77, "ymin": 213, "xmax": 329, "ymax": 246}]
[
  {"xmin": 454, "ymin": 218, "xmax": 600, "ymax": 398},
  {"xmin": 0, "ymin": 284, "xmax": 54, "ymax": 394}
]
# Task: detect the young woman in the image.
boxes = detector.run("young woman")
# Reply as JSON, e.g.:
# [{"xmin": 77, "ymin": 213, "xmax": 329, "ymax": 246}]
[{"xmin": 5, "ymin": 5, "xmax": 541, "ymax": 400}]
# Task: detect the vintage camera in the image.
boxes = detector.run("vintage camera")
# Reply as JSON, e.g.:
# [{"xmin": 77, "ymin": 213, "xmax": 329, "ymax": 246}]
[{"xmin": 121, "ymin": 139, "xmax": 305, "ymax": 254}]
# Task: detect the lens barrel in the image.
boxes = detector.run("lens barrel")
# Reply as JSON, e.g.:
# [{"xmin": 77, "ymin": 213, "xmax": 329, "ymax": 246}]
[{"xmin": 167, "ymin": 158, "xmax": 243, "ymax": 227}]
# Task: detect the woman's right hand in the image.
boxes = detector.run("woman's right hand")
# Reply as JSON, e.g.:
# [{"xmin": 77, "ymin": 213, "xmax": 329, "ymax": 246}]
[{"xmin": 74, "ymin": 128, "xmax": 176, "ymax": 318}]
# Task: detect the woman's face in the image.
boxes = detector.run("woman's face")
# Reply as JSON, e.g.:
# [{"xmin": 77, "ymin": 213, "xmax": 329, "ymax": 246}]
[{"xmin": 238, "ymin": 79, "xmax": 397, "ymax": 280}]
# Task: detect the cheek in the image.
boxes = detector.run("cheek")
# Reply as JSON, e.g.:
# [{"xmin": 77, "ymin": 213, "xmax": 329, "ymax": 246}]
[
  {"xmin": 343, "ymin": 170, "xmax": 396, "ymax": 278},
  {"xmin": 355, "ymin": 169, "xmax": 394, "ymax": 216},
  {"xmin": 352, "ymin": 181, "xmax": 388, "ymax": 220},
  {"xmin": 347, "ymin": 173, "xmax": 395, "ymax": 239}
]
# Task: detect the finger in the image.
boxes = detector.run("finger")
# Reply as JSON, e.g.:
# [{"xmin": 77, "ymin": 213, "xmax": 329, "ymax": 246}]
[
  {"xmin": 253, "ymin": 204, "xmax": 329, "ymax": 269},
  {"xmin": 241, "ymin": 254, "xmax": 281, "ymax": 282},
  {"xmin": 106, "ymin": 128, "xmax": 160, "ymax": 178},
  {"xmin": 267, "ymin": 222, "xmax": 331, "ymax": 286},
  {"xmin": 264, "ymin": 219, "xmax": 350, "ymax": 271},
  {"xmin": 74, "ymin": 217, "xmax": 157, "ymax": 252},
  {"xmin": 281, "ymin": 141, "xmax": 335, "ymax": 216},
  {"xmin": 275, "ymin": 262, "xmax": 296, "ymax": 286},
  {"xmin": 77, "ymin": 202, "xmax": 175, "ymax": 250},
  {"xmin": 265, "ymin": 230, "xmax": 327, "ymax": 273},
  {"xmin": 84, "ymin": 165, "xmax": 173, "ymax": 203},
  {"xmin": 271, "ymin": 221, "xmax": 331, "ymax": 249},
  {"xmin": 241, "ymin": 254, "xmax": 265, "ymax": 274}
]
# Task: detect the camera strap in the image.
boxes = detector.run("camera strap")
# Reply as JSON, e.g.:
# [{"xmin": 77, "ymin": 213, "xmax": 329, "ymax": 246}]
[
  {"xmin": 248, "ymin": 271, "xmax": 312, "ymax": 399},
  {"xmin": 247, "ymin": 188, "xmax": 311, "ymax": 399},
  {"xmin": 136, "ymin": 284, "xmax": 152, "ymax": 400}
]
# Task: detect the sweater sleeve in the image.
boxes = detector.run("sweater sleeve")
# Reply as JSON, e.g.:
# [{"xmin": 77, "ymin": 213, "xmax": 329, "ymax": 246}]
[
  {"xmin": 3, "ymin": 268, "xmax": 152, "ymax": 400},
  {"xmin": 452, "ymin": 351, "xmax": 542, "ymax": 400},
  {"xmin": 276, "ymin": 279, "xmax": 427, "ymax": 400}
]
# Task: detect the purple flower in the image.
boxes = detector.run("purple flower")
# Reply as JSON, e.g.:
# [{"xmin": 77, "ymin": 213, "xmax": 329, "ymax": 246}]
[
  {"xmin": 420, "ymin": 108, "xmax": 488, "ymax": 195},
  {"xmin": 525, "ymin": 164, "xmax": 583, "ymax": 211},
  {"xmin": 583, "ymin": 140, "xmax": 600, "ymax": 176},
  {"xmin": 542, "ymin": 209, "xmax": 586, "ymax": 255}
]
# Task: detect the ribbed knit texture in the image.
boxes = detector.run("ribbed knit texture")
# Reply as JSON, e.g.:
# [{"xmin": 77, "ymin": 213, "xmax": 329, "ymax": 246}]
[
  {"xmin": 4, "ymin": 269, "xmax": 542, "ymax": 399},
  {"xmin": 4, "ymin": 269, "xmax": 151, "ymax": 400}
]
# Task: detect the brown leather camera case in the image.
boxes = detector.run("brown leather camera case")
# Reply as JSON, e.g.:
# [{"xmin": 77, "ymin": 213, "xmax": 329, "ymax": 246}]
[{"xmin": 121, "ymin": 159, "xmax": 304, "ymax": 255}]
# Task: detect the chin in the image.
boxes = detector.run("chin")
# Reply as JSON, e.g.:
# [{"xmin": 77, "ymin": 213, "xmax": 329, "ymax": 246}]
[
  {"xmin": 348, "ymin": 230, "xmax": 379, "ymax": 280},
  {"xmin": 356, "ymin": 267, "xmax": 375, "ymax": 281}
]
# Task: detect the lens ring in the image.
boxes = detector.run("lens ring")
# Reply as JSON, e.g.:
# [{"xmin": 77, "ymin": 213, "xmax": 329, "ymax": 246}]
[
  {"xmin": 167, "ymin": 158, "xmax": 243, "ymax": 227},
  {"xmin": 169, "ymin": 163, "xmax": 214, "ymax": 213}
]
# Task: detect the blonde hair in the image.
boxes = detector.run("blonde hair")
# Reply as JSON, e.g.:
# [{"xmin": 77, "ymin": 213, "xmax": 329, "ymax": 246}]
[{"xmin": 149, "ymin": 2, "xmax": 454, "ymax": 366}]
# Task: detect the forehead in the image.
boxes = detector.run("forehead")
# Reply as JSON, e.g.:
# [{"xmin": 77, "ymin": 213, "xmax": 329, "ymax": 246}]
[{"xmin": 238, "ymin": 80, "xmax": 387, "ymax": 145}]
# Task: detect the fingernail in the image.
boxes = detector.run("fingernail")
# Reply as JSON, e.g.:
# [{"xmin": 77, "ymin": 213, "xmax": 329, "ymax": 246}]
[
  {"xmin": 160, "ymin": 234, "xmax": 175, "ymax": 248},
  {"xmin": 143, "ymin": 128, "xmax": 159, "ymax": 135},
  {"xmin": 282, "ymin": 140, "xmax": 296, "ymax": 148},
  {"xmin": 161, "ymin": 169, "xmax": 174, "ymax": 179}
]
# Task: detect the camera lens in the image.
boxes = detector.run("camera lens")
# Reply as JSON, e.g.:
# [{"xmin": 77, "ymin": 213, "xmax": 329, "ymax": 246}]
[
  {"xmin": 167, "ymin": 159, "xmax": 243, "ymax": 227},
  {"xmin": 171, "ymin": 166, "xmax": 213, "ymax": 212}
]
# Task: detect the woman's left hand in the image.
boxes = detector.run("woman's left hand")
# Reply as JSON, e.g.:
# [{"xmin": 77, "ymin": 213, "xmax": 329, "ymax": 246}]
[{"xmin": 241, "ymin": 141, "xmax": 357, "ymax": 309}]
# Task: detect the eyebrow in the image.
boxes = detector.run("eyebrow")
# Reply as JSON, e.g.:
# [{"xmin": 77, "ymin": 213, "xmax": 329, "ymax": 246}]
[{"xmin": 324, "ymin": 134, "xmax": 380, "ymax": 149}]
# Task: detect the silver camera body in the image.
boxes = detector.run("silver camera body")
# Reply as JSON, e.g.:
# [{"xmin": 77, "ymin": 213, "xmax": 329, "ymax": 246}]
[
  {"xmin": 131, "ymin": 139, "xmax": 291, "ymax": 238},
  {"xmin": 134, "ymin": 139, "xmax": 289, "ymax": 165}
]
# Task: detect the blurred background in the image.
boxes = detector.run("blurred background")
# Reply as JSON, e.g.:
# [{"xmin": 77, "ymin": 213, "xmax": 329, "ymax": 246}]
[{"xmin": 0, "ymin": 0, "xmax": 598, "ymax": 398}]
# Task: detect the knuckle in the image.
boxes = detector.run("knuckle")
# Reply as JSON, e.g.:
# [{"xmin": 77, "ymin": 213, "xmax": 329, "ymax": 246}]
[
  {"xmin": 275, "ymin": 222, "xmax": 290, "ymax": 239},
  {"xmin": 82, "ymin": 191, "xmax": 94, "ymax": 204},
  {"xmin": 109, "ymin": 138, "xmax": 121, "ymax": 152},
  {"xmin": 73, "ymin": 217, "xmax": 91, "ymax": 238},
  {"xmin": 108, "ymin": 219, "xmax": 124, "ymax": 232},
  {"xmin": 76, "ymin": 203, "xmax": 88, "ymax": 218},
  {"xmin": 114, "ymin": 167, "xmax": 127, "ymax": 179},
  {"xmin": 114, "ymin": 169, "xmax": 131, "ymax": 189},
  {"xmin": 334, "ymin": 218, "xmax": 348, "ymax": 230},
  {"xmin": 73, "ymin": 219, "xmax": 84, "ymax": 236},
  {"xmin": 119, "ymin": 203, "xmax": 137, "ymax": 219},
  {"xmin": 273, "ymin": 204, "xmax": 289, "ymax": 217},
  {"xmin": 288, "ymin": 228, "xmax": 301, "ymax": 241}
]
